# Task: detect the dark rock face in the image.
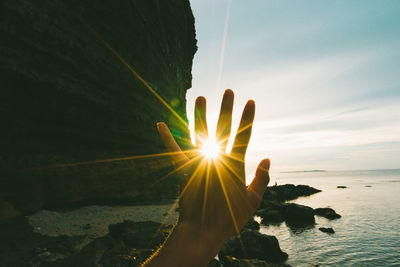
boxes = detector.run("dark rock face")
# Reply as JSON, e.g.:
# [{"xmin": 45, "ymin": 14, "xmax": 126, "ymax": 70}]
[
  {"xmin": 256, "ymin": 208, "xmax": 285, "ymax": 224},
  {"xmin": 219, "ymin": 230, "xmax": 288, "ymax": 264},
  {"xmin": 319, "ymin": 227, "xmax": 335, "ymax": 234},
  {"xmin": 262, "ymin": 184, "xmax": 321, "ymax": 203},
  {"xmin": 243, "ymin": 217, "xmax": 261, "ymax": 231},
  {"xmin": 314, "ymin": 208, "xmax": 341, "ymax": 220},
  {"xmin": 0, "ymin": 218, "xmax": 172, "ymax": 266},
  {"xmin": 284, "ymin": 203, "xmax": 315, "ymax": 225},
  {"xmin": 0, "ymin": 0, "xmax": 197, "ymax": 214}
]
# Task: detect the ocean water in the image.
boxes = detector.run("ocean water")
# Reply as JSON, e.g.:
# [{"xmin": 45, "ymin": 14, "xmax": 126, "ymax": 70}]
[{"xmin": 260, "ymin": 169, "xmax": 400, "ymax": 267}]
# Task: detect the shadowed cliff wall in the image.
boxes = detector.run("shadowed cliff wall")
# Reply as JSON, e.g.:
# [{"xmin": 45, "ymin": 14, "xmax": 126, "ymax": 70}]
[{"xmin": 0, "ymin": 0, "xmax": 197, "ymax": 215}]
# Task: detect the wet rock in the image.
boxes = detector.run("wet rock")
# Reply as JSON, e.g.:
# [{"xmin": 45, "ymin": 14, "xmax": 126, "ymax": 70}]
[
  {"xmin": 219, "ymin": 230, "xmax": 288, "ymax": 264},
  {"xmin": 319, "ymin": 227, "xmax": 335, "ymax": 234},
  {"xmin": 262, "ymin": 184, "xmax": 321, "ymax": 202},
  {"xmin": 284, "ymin": 203, "xmax": 315, "ymax": 225},
  {"xmin": 337, "ymin": 186, "xmax": 348, "ymax": 189},
  {"xmin": 243, "ymin": 218, "xmax": 260, "ymax": 231},
  {"xmin": 256, "ymin": 209, "xmax": 285, "ymax": 224},
  {"xmin": 314, "ymin": 208, "xmax": 341, "ymax": 220}
]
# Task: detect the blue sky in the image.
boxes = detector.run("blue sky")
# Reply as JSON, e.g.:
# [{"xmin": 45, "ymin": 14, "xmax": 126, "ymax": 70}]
[{"xmin": 187, "ymin": 0, "xmax": 400, "ymax": 178}]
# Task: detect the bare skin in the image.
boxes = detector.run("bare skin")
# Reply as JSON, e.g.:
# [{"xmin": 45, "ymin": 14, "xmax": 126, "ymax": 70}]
[{"xmin": 143, "ymin": 89, "xmax": 270, "ymax": 267}]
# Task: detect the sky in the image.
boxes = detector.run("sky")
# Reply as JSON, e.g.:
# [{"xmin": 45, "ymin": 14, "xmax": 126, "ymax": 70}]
[{"xmin": 186, "ymin": 0, "xmax": 400, "ymax": 179}]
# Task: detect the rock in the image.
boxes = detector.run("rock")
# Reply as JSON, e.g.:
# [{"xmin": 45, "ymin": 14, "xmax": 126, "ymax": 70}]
[
  {"xmin": 256, "ymin": 209, "xmax": 285, "ymax": 224},
  {"xmin": 0, "ymin": 199, "xmax": 20, "ymax": 221},
  {"xmin": 365, "ymin": 185, "xmax": 372, "ymax": 187},
  {"xmin": 1, "ymin": 0, "xmax": 197, "ymax": 214},
  {"xmin": 219, "ymin": 230, "xmax": 288, "ymax": 264},
  {"xmin": 319, "ymin": 227, "xmax": 335, "ymax": 234},
  {"xmin": 314, "ymin": 208, "xmax": 341, "ymax": 220},
  {"xmin": 337, "ymin": 186, "xmax": 348, "ymax": 189},
  {"xmin": 208, "ymin": 259, "xmax": 222, "ymax": 267},
  {"xmin": 262, "ymin": 184, "xmax": 321, "ymax": 202},
  {"xmin": 284, "ymin": 203, "xmax": 315, "ymax": 225},
  {"xmin": 243, "ymin": 218, "xmax": 260, "ymax": 231},
  {"xmin": 221, "ymin": 256, "xmax": 292, "ymax": 267},
  {"xmin": 108, "ymin": 220, "xmax": 171, "ymax": 249}
]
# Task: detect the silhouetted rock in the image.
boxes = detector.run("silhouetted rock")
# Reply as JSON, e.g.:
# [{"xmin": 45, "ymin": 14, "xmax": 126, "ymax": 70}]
[
  {"xmin": 256, "ymin": 209, "xmax": 285, "ymax": 224},
  {"xmin": 243, "ymin": 217, "xmax": 260, "ymax": 231},
  {"xmin": 319, "ymin": 227, "xmax": 335, "ymax": 234},
  {"xmin": 337, "ymin": 186, "xmax": 348, "ymax": 189},
  {"xmin": 284, "ymin": 203, "xmax": 315, "ymax": 225},
  {"xmin": 1, "ymin": 0, "xmax": 197, "ymax": 214},
  {"xmin": 108, "ymin": 220, "xmax": 172, "ymax": 249},
  {"xmin": 208, "ymin": 259, "xmax": 222, "ymax": 267},
  {"xmin": 262, "ymin": 184, "xmax": 321, "ymax": 202},
  {"xmin": 219, "ymin": 230, "xmax": 288, "ymax": 264},
  {"xmin": 314, "ymin": 208, "xmax": 341, "ymax": 220}
]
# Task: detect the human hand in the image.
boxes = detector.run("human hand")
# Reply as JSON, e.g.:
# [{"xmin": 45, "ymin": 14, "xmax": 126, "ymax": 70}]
[{"xmin": 146, "ymin": 90, "xmax": 270, "ymax": 266}]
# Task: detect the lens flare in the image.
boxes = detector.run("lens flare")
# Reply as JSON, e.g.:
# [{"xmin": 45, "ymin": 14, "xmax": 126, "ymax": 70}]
[{"xmin": 201, "ymin": 137, "xmax": 221, "ymax": 159}]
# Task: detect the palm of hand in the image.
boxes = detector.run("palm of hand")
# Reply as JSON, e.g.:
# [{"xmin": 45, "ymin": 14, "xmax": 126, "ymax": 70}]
[{"xmin": 157, "ymin": 90, "xmax": 270, "ymax": 241}]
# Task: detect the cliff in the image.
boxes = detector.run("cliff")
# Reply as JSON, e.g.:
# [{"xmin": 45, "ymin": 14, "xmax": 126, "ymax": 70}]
[{"xmin": 0, "ymin": 0, "xmax": 197, "ymax": 215}]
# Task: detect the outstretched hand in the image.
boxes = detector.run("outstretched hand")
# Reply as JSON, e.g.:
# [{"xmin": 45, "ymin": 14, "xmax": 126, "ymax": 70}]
[{"xmin": 144, "ymin": 90, "xmax": 270, "ymax": 267}]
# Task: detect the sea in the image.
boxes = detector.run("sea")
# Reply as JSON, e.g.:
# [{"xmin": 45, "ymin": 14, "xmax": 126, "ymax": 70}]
[{"xmin": 260, "ymin": 169, "xmax": 400, "ymax": 267}]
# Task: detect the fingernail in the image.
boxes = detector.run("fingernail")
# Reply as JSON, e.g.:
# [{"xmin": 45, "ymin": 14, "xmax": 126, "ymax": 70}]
[
  {"xmin": 157, "ymin": 122, "xmax": 162, "ymax": 130},
  {"xmin": 261, "ymin": 159, "xmax": 271, "ymax": 171}
]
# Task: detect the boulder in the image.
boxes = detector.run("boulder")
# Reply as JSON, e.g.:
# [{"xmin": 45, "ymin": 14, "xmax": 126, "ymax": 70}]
[
  {"xmin": 208, "ymin": 259, "xmax": 222, "ymax": 267},
  {"xmin": 284, "ymin": 203, "xmax": 315, "ymax": 225},
  {"xmin": 319, "ymin": 227, "xmax": 335, "ymax": 234},
  {"xmin": 337, "ymin": 186, "xmax": 348, "ymax": 189},
  {"xmin": 108, "ymin": 220, "xmax": 171, "ymax": 249},
  {"xmin": 243, "ymin": 218, "xmax": 260, "ymax": 231},
  {"xmin": 219, "ymin": 230, "xmax": 288, "ymax": 264},
  {"xmin": 256, "ymin": 209, "xmax": 285, "ymax": 224},
  {"xmin": 314, "ymin": 208, "xmax": 341, "ymax": 220}
]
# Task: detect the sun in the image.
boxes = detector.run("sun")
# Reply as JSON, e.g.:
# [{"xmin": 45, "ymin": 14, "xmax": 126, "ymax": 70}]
[{"xmin": 200, "ymin": 137, "xmax": 221, "ymax": 159}]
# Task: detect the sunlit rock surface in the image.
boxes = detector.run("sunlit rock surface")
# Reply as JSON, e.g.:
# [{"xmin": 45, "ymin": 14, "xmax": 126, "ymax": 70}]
[{"xmin": 0, "ymin": 0, "xmax": 197, "ymax": 214}]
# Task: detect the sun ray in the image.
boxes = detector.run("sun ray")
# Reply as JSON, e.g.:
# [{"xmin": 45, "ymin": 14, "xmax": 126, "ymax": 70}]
[
  {"xmin": 214, "ymin": 160, "xmax": 248, "ymax": 258},
  {"xmin": 217, "ymin": 0, "xmax": 232, "ymax": 90},
  {"xmin": 200, "ymin": 159, "xmax": 212, "ymax": 231},
  {"xmin": 92, "ymin": 30, "xmax": 189, "ymax": 129},
  {"xmin": 37, "ymin": 149, "xmax": 199, "ymax": 170}
]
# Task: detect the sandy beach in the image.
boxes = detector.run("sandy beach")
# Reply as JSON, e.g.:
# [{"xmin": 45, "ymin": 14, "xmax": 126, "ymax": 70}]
[{"xmin": 28, "ymin": 202, "xmax": 179, "ymax": 238}]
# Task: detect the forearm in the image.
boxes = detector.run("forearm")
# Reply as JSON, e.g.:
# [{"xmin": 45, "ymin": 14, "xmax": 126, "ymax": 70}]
[{"xmin": 142, "ymin": 222, "xmax": 226, "ymax": 267}]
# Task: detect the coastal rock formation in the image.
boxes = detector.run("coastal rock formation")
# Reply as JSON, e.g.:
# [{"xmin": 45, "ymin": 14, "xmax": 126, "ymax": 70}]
[
  {"xmin": 262, "ymin": 184, "xmax": 321, "ymax": 203},
  {"xmin": 314, "ymin": 208, "xmax": 341, "ymax": 220},
  {"xmin": 219, "ymin": 230, "xmax": 288, "ymax": 264},
  {"xmin": 0, "ymin": 0, "xmax": 197, "ymax": 214},
  {"xmin": 243, "ymin": 217, "xmax": 261, "ymax": 231},
  {"xmin": 284, "ymin": 203, "xmax": 315, "ymax": 225},
  {"xmin": 319, "ymin": 227, "xmax": 335, "ymax": 234}
]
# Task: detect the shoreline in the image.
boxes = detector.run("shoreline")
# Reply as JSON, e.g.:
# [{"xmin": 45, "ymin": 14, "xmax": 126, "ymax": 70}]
[{"xmin": 28, "ymin": 202, "xmax": 179, "ymax": 238}]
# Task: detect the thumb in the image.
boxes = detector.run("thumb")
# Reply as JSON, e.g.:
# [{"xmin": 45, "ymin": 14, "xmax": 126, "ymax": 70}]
[{"xmin": 247, "ymin": 159, "xmax": 270, "ymax": 206}]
